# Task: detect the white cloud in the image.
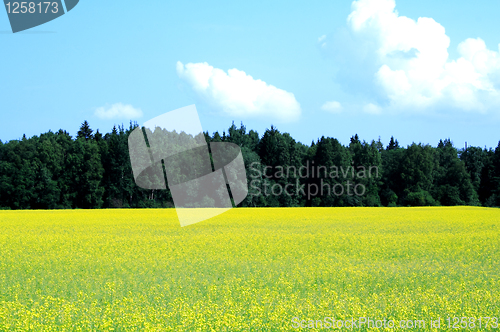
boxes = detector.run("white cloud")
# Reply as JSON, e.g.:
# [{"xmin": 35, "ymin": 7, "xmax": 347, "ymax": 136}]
[
  {"xmin": 321, "ymin": 101, "xmax": 343, "ymax": 113},
  {"xmin": 363, "ymin": 103, "xmax": 382, "ymax": 114},
  {"xmin": 176, "ymin": 61, "xmax": 301, "ymax": 122},
  {"xmin": 94, "ymin": 103, "xmax": 143, "ymax": 120},
  {"xmin": 329, "ymin": 0, "xmax": 500, "ymax": 114}
]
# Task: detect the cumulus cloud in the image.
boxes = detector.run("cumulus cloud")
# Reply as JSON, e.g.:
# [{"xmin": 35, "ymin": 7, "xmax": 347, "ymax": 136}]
[
  {"xmin": 326, "ymin": 0, "xmax": 500, "ymax": 114},
  {"xmin": 176, "ymin": 61, "xmax": 301, "ymax": 122},
  {"xmin": 94, "ymin": 103, "xmax": 143, "ymax": 120},
  {"xmin": 321, "ymin": 101, "xmax": 343, "ymax": 113}
]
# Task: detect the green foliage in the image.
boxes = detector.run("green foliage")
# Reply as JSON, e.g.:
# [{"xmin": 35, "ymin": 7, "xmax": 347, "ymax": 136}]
[
  {"xmin": 404, "ymin": 190, "xmax": 438, "ymax": 206},
  {"xmin": 0, "ymin": 122, "xmax": 499, "ymax": 209},
  {"xmin": 432, "ymin": 139, "xmax": 478, "ymax": 206}
]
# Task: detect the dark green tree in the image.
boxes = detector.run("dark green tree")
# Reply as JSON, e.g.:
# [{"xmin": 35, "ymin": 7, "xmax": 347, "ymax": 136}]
[
  {"xmin": 386, "ymin": 136, "xmax": 400, "ymax": 150},
  {"xmin": 311, "ymin": 136, "xmax": 352, "ymax": 207},
  {"xmin": 77, "ymin": 120, "xmax": 94, "ymax": 141},
  {"xmin": 400, "ymin": 143, "xmax": 437, "ymax": 206},
  {"xmin": 432, "ymin": 139, "xmax": 478, "ymax": 206}
]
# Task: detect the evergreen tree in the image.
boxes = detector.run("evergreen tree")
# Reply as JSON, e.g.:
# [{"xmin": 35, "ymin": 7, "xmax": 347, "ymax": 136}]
[
  {"xmin": 400, "ymin": 143, "xmax": 437, "ymax": 206},
  {"xmin": 387, "ymin": 136, "xmax": 400, "ymax": 150},
  {"xmin": 432, "ymin": 139, "xmax": 478, "ymax": 206},
  {"xmin": 460, "ymin": 145, "xmax": 486, "ymax": 195},
  {"xmin": 312, "ymin": 136, "xmax": 352, "ymax": 207},
  {"xmin": 77, "ymin": 120, "xmax": 93, "ymax": 141}
]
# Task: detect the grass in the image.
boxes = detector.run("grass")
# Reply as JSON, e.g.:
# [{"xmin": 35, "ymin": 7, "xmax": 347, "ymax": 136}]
[{"xmin": 0, "ymin": 207, "xmax": 499, "ymax": 331}]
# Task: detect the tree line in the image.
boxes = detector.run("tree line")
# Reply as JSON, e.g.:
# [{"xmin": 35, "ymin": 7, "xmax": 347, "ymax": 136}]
[{"xmin": 0, "ymin": 120, "xmax": 499, "ymax": 209}]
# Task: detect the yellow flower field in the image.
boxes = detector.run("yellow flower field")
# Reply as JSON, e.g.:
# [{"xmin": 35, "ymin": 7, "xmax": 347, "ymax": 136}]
[{"xmin": 0, "ymin": 207, "xmax": 499, "ymax": 331}]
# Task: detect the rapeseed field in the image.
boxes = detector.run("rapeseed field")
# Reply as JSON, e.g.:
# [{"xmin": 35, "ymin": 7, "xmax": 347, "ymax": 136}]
[{"xmin": 0, "ymin": 207, "xmax": 499, "ymax": 331}]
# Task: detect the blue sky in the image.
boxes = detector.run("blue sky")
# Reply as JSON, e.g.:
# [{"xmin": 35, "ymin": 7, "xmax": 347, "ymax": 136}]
[{"xmin": 1, "ymin": 0, "xmax": 500, "ymax": 149}]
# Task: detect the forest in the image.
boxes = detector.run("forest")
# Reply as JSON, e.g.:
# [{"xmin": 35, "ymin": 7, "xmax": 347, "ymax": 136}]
[{"xmin": 0, "ymin": 120, "xmax": 499, "ymax": 209}]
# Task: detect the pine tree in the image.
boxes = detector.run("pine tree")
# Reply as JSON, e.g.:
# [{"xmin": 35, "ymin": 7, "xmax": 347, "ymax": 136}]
[
  {"xmin": 387, "ymin": 136, "xmax": 399, "ymax": 150},
  {"xmin": 77, "ymin": 120, "xmax": 93, "ymax": 140}
]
